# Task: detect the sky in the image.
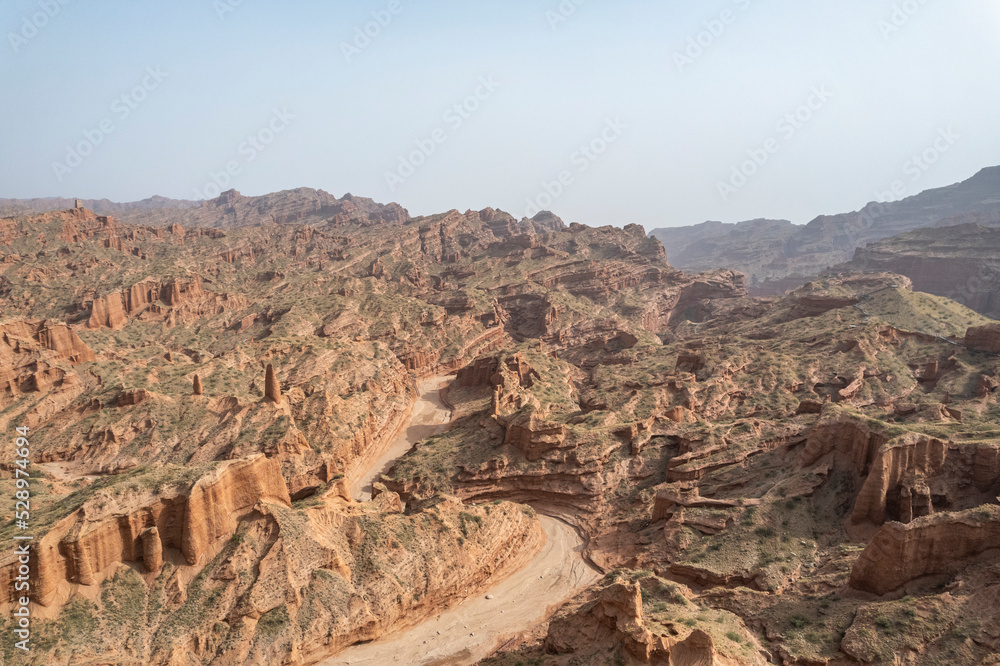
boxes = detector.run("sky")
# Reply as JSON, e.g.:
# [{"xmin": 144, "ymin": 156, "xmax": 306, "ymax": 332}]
[{"xmin": 1, "ymin": 0, "xmax": 999, "ymax": 230}]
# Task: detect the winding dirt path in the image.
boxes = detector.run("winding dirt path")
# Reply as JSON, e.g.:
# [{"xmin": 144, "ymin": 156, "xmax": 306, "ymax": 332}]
[
  {"xmin": 327, "ymin": 515, "xmax": 598, "ymax": 666},
  {"xmin": 327, "ymin": 375, "xmax": 599, "ymax": 665},
  {"xmin": 350, "ymin": 375, "xmax": 454, "ymax": 501}
]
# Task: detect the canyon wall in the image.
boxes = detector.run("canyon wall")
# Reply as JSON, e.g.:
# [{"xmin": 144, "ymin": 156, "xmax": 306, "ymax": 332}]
[
  {"xmin": 0, "ymin": 455, "xmax": 290, "ymax": 606},
  {"xmin": 849, "ymin": 506, "xmax": 1000, "ymax": 595}
]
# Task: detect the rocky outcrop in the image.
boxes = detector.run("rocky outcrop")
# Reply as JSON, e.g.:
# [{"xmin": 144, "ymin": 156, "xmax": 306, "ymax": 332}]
[
  {"xmin": 837, "ymin": 223, "xmax": 1000, "ymax": 318},
  {"xmin": 35, "ymin": 322, "xmax": 95, "ymax": 364},
  {"xmin": 803, "ymin": 410, "xmax": 1000, "ymax": 527},
  {"xmin": 848, "ymin": 434, "xmax": 947, "ymax": 525},
  {"xmin": 849, "ymin": 505, "xmax": 1000, "ymax": 595},
  {"xmin": 502, "ymin": 411, "xmax": 569, "ymax": 462},
  {"xmin": 851, "ymin": 433, "xmax": 995, "ymax": 526},
  {"xmin": 527, "ymin": 261, "xmax": 667, "ymax": 301},
  {"xmin": 0, "ymin": 320, "xmax": 93, "ymax": 407},
  {"xmin": 86, "ymin": 276, "xmax": 245, "ymax": 330},
  {"xmin": 977, "ymin": 374, "xmax": 1000, "ymax": 397},
  {"xmin": 966, "ymin": 323, "xmax": 1000, "ymax": 353},
  {"xmin": 456, "ymin": 356, "xmax": 501, "ymax": 387},
  {"xmin": 652, "ymin": 487, "xmax": 755, "ymax": 522},
  {"xmin": 545, "ymin": 582, "xmax": 756, "ymax": 664},
  {"xmin": 181, "ymin": 455, "xmax": 291, "ymax": 564},
  {"xmin": 116, "ymin": 388, "xmax": 151, "ymax": 407},
  {"xmin": 264, "ymin": 363, "xmax": 281, "ymax": 404},
  {"xmin": 458, "ymin": 353, "xmax": 573, "ymax": 462},
  {"xmin": 193, "ymin": 374, "xmax": 203, "ymax": 395},
  {"xmin": 141, "ymin": 527, "xmax": 163, "ymax": 574},
  {"xmin": 800, "ymin": 409, "xmax": 887, "ymax": 477},
  {"xmin": 87, "ymin": 289, "xmax": 128, "ymax": 329},
  {"xmin": 0, "ymin": 455, "xmax": 291, "ymax": 606},
  {"xmin": 457, "ymin": 351, "xmax": 540, "ymax": 392},
  {"xmin": 588, "ymin": 582, "xmax": 657, "ymax": 659}
]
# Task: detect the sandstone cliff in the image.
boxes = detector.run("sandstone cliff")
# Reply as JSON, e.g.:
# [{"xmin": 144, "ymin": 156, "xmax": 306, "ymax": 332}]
[
  {"xmin": 966, "ymin": 323, "xmax": 1000, "ymax": 353},
  {"xmin": 544, "ymin": 577, "xmax": 766, "ymax": 665},
  {"xmin": 801, "ymin": 408, "xmax": 1000, "ymax": 528},
  {"xmin": 86, "ymin": 276, "xmax": 246, "ymax": 330},
  {"xmin": 0, "ymin": 455, "xmax": 291, "ymax": 606},
  {"xmin": 837, "ymin": 223, "xmax": 1000, "ymax": 318},
  {"xmin": 849, "ymin": 505, "xmax": 1000, "ymax": 595}
]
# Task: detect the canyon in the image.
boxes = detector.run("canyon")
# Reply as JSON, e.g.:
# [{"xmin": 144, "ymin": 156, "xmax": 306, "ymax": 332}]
[{"xmin": 0, "ymin": 185, "xmax": 997, "ymax": 665}]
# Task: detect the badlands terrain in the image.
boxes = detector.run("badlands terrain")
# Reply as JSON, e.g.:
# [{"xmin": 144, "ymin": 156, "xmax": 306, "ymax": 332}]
[{"xmin": 0, "ymin": 181, "xmax": 998, "ymax": 665}]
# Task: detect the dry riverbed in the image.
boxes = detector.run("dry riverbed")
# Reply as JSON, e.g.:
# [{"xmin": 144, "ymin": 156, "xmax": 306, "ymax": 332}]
[{"xmin": 327, "ymin": 515, "xmax": 598, "ymax": 666}]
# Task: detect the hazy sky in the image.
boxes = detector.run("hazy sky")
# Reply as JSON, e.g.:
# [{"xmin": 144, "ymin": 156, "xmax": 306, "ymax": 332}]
[{"xmin": 2, "ymin": 1, "xmax": 998, "ymax": 229}]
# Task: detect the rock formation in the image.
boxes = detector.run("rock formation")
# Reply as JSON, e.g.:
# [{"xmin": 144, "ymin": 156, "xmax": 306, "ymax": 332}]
[
  {"xmin": 801, "ymin": 409, "xmax": 1000, "ymax": 527},
  {"xmin": 837, "ymin": 223, "xmax": 1000, "ymax": 318},
  {"xmin": 966, "ymin": 323, "xmax": 1000, "ymax": 353},
  {"xmin": 544, "ymin": 579, "xmax": 764, "ymax": 664},
  {"xmin": 5, "ymin": 193, "xmax": 1000, "ymax": 665},
  {"xmin": 140, "ymin": 526, "xmax": 163, "ymax": 574},
  {"xmin": 87, "ymin": 276, "xmax": 243, "ymax": 330},
  {"xmin": 849, "ymin": 506, "xmax": 1000, "ymax": 595},
  {"xmin": 0, "ymin": 455, "xmax": 291, "ymax": 605},
  {"xmin": 264, "ymin": 363, "xmax": 281, "ymax": 404}
]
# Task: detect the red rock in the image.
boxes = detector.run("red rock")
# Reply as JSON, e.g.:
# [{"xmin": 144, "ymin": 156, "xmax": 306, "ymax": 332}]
[
  {"xmin": 265, "ymin": 363, "xmax": 282, "ymax": 404},
  {"xmin": 502, "ymin": 412, "xmax": 567, "ymax": 461},
  {"xmin": 849, "ymin": 505, "xmax": 1000, "ymax": 595},
  {"xmin": 966, "ymin": 324, "xmax": 1000, "ymax": 353},
  {"xmin": 0, "ymin": 455, "xmax": 294, "ymax": 606},
  {"xmin": 796, "ymin": 400, "xmax": 825, "ymax": 415},
  {"xmin": 117, "ymin": 389, "xmax": 150, "ymax": 407},
  {"xmin": 235, "ymin": 314, "xmax": 257, "ymax": 333},
  {"xmin": 141, "ymin": 526, "xmax": 163, "ymax": 574},
  {"xmin": 977, "ymin": 374, "xmax": 999, "ymax": 397}
]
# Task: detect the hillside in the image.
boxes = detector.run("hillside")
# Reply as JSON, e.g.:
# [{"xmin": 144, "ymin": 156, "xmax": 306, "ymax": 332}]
[{"xmin": 833, "ymin": 223, "xmax": 1000, "ymax": 319}]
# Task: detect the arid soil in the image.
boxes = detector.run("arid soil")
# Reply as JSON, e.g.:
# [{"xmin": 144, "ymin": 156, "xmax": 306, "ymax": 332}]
[{"xmin": 328, "ymin": 377, "xmax": 596, "ymax": 666}]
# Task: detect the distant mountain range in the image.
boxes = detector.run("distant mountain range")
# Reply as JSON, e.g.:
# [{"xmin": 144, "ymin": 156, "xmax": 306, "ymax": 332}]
[
  {"xmin": 649, "ymin": 166, "xmax": 1000, "ymax": 295},
  {"xmin": 0, "ymin": 188, "xmax": 411, "ymax": 230},
  {"xmin": 0, "ymin": 194, "xmax": 199, "ymax": 218},
  {"xmin": 0, "ymin": 187, "xmax": 572, "ymax": 241}
]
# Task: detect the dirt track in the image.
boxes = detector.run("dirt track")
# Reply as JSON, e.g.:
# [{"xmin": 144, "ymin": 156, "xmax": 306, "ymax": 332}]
[
  {"xmin": 327, "ymin": 515, "xmax": 598, "ymax": 666},
  {"xmin": 328, "ymin": 376, "xmax": 599, "ymax": 665},
  {"xmin": 350, "ymin": 375, "xmax": 453, "ymax": 501}
]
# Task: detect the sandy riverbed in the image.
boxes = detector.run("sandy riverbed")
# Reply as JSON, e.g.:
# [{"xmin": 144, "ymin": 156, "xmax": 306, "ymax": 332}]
[
  {"xmin": 350, "ymin": 374, "xmax": 454, "ymax": 501},
  {"xmin": 326, "ymin": 514, "xmax": 598, "ymax": 665}
]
